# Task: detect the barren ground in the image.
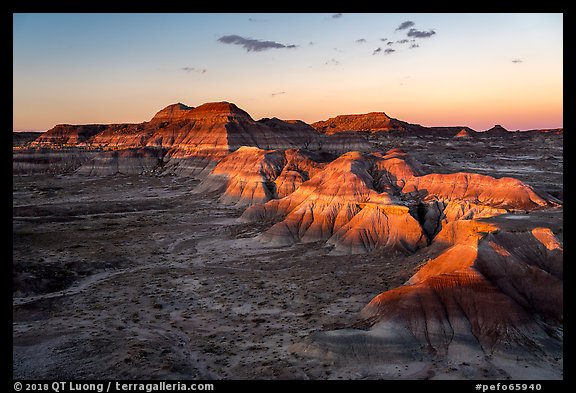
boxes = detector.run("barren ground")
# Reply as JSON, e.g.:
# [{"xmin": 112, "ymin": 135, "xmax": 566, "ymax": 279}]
[{"xmin": 13, "ymin": 134, "xmax": 563, "ymax": 380}]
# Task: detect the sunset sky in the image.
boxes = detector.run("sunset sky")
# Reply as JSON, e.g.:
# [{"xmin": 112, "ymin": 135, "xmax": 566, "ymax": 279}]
[{"xmin": 13, "ymin": 13, "xmax": 563, "ymax": 132}]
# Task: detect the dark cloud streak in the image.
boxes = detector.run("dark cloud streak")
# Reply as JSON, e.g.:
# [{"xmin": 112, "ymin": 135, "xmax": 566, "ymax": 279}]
[
  {"xmin": 395, "ymin": 21, "xmax": 415, "ymax": 31},
  {"xmin": 384, "ymin": 48, "xmax": 395, "ymax": 54},
  {"xmin": 406, "ymin": 28, "xmax": 436, "ymax": 38},
  {"xmin": 373, "ymin": 47, "xmax": 382, "ymax": 55},
  {"xmin": 218, "ymin": 35, "xmax": 297, "ymax": 52},
  {"xmin": 332, "ymin": 13, "xmax": 343, "ymax": 18},
  {"xmin": 355, "ymin": 38, "xmax": 367, "ymax": 44}
]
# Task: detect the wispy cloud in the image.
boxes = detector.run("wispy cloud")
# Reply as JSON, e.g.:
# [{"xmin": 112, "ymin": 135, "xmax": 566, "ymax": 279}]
[
  {"xmin": 406, "ymin": 28, "xmax": 436, "ymax": 38},
  {"xmin": 217, "ymin": 35, "xmax": 297, "ymax": 52},
  {"xmin": 248, "ymin": 17, "xmax": 267, "ymax": 23},
  {"xmin": 182, "ymin": 67, "xmax": 206, "ymax": 74},
  {"xmin": 512, "ymin": 59, "xmax": 523, "ymax": 63},
  {"xmin": 380, "ymin": 38, "xmax": 388, "ymax": 42},
  {"xmin": 332, "ymin": 13, "xmax": 343, "ymax": 18},
  {"xmin": 271, "ymin": 91, "xmax": 286, "ymax": 97},
  {"xmin": 384, "ymin": 48, "xmax": 396, "ymax": 55},
  {"xmin": 355, "ymin": 38, "xmax": 367, "ymax": 44},
  {"xmin": 386, "ymin": 41, "xmax": 394, "ymax": 46},
  {"xmin": 395, "ymin": 21, "xmax": 415, "ymax": 31},
  {"xmin": 373, "ymin": 47, "xmax": 382, "ymax": 55},
  {"xmin": 409, "ymin": 43, "xmax": 420, "ymax": 49},
  {"xmin": 396, "ymin": 39, "xmax": 409, "ymax": 44},
  {"xmin": 325, "ymin": 58, "xmax": 341, "ymax": 66}
]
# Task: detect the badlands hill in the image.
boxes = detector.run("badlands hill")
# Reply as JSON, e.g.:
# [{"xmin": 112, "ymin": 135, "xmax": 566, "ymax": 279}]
[{"xmin": 14, "ymin": 101, "xmax": 563, "ymax": 371}]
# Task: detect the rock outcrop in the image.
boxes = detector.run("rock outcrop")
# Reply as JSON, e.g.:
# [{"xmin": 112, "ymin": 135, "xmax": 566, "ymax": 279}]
[
  {"xmin": 402, "ymin": 172, "xmax": 559, "ymax": 211},
  {"xmin": 312, "ymin": 112, "xmax": 409, "ymax": 134},
  {"xmin": 240, "ymin": 150, "xmax": 428, "ymax": 254},
  {"xmin": 32, "ymin": 124, "xmax": 108, "ymax": 146},
  {"xmin": 302, "ymin": 215, "xmax": 562, "ymax": 364},
  {"xmin": 28, "ymin": 102, "xmax": 325, "ymax": 177}
]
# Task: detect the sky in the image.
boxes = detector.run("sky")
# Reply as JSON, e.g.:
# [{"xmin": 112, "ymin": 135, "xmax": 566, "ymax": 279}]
[{"xmin": 13, "ymin": 13, "xmax": 563, "ymax": 132}]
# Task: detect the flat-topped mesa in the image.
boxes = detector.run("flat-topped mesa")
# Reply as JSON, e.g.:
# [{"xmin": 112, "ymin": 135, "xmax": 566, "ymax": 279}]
[
  {"xmin": 312, "ymin": 112, "xmax": 407, "ymax": 134},
  {"xmin": 31, "ymin": 124, "xmax": 108, "ymax": 146}
]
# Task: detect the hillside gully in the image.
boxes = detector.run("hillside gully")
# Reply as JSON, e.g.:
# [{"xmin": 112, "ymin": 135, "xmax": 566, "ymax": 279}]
[{"xmin": 13, "ymin": 102, "xmax": 563, "ymax": 380}]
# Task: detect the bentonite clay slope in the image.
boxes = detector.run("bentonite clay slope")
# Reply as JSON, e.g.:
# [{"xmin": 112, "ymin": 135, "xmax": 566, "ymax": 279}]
[
  {"xmin": 194, "ymin": 147, "xmax": 333, "ymax": 207},
  {"xmin": 240, "ymin": 150, "xmax": 428, "ymax": 254},
  {"xmin": 359, "ymin": 219, "xmax": 563, "ymax": 352},
  {"xmin": 301, "ymin": 215, "xmax": 562, "ymax": 368},
  {"xmin": 234, "ymin": 147, "xmax": 560, "ymax": 254},
  {"xmin": 402, "ymin": 172, "xmax": 559, "ymax": 210}
]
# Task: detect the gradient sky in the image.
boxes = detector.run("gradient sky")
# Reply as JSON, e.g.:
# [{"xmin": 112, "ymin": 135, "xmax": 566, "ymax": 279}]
[{"xmin": 13, "ymin": 13, "xmax": 563, "ymax": 132}]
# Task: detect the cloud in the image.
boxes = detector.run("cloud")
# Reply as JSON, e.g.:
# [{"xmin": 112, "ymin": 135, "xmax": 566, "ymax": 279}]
[
  {"xmin": 380, "ymin": 38, "xmax": 388, "ymax": 42},
  {"xmin": 373, "ymin": 47, "xmax": 382, "ymax": 55},
  {"xmin": 407, "ymin": 28, "xmax": 436, "ymax": 38},
  {"xmin": 325, "ymin": 58, "xmax": 340, "ymax": 66},
  {"xmin": 512, "ymin": 59, "xmax": 523, "ymax": 63},
  {"xmin": 271, "ymin": 91, "xmax": 286, "ymax": 97},
  {"xmin": 248, "ymin": 17, "xmax": 266, "ymax": 23},
  {"xmin": 217, "ymin": 35, "xmax": 297, "ymax": 52},
  {"xmin": 384, "ymin": 48, "xmax": 396, "ymax": 55},
  {"xmin": 396, "ymin": 39, "xmax": 409, "ymax": 44},
  {"xmin": 309, "ymin": 41, "xmax": 315, "ymax": 45},
  {"xmin": 332, "ymin": 13, "xmax": 343, "ymax": 18},
  {"xmin": 182, "ymin": 67, "xmax": 206, "ymax": 74},
  {"xmin": 386, "ymin": 41, "xmax": 394, "ymax": 46},
  {"xmin": 396, "ymin": 21, "xmax": 415, "ymax": 31},
  {"xmin": 409, "ymin": 43, "xmax": 420, "ymax": 49},
  {"xmin": 355, "ymin": 38, "xmax": 367, "ymax": 44}
]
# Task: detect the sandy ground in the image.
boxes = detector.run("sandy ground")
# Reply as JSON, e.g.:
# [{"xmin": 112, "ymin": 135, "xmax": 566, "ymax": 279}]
[{"xmin": 13, "ymin": 134, "xmax": 563, "ymax": 380}]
